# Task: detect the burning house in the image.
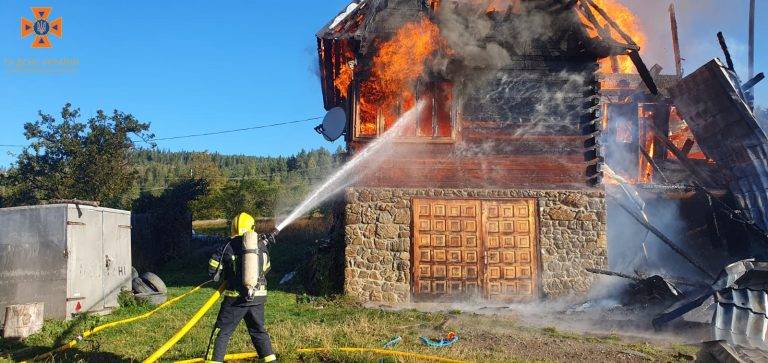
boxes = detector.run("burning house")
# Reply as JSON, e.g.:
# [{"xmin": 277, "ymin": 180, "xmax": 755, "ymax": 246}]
[{"xmin": 315, "ymin": 0, "xmax": 641, "ymax": 303}]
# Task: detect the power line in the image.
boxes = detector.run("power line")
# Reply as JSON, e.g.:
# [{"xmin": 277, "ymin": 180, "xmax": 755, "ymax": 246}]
[
  {"xmin": 141, "ymin": 116, "xmax": 323, "ymax": 142},
  {"xmin": 0, "ymin": 144, "xmax": 23, "ymax": 148}
]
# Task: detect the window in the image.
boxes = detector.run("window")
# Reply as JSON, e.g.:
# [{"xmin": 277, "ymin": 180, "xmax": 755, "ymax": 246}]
[{"xmin": 354, "ymin": 81, "xmax": 454, "ymax": 140}]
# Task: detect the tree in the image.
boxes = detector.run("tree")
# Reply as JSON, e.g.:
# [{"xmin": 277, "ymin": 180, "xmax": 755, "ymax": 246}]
[
  {"xmin": 187, "ymin": 152, "xmax": 226, "ymax": 219},
  {"xmin": 7, "ymin": 103, "xmax": 153, "ymax": 208}
]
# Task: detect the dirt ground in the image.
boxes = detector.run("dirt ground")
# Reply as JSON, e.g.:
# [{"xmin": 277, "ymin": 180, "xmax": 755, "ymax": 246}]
[{"xmin": 371, "ymin": 297, "xmax": 706, "ymax": 362}]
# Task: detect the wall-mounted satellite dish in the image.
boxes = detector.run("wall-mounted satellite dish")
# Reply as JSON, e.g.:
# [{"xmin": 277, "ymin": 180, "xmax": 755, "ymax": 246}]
[{"xmin": 315, "ymin": 107, "xmax": 346, "ymax": 141}]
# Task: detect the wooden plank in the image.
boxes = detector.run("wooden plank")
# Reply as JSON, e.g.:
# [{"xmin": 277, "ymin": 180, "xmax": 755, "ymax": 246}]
[
  {"xmin": 748, "ymin": 0, "xmax": 756, "ymax": 107},
  {"xmin": 669, "ymin": 4, "xmax": 683, "ymax": 78}
]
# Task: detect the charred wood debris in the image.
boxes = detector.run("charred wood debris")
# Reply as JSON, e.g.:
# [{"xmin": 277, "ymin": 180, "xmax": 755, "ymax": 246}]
[{"xmin": 574, "ymin": 0, "xmax": 768, "ymax": 357}]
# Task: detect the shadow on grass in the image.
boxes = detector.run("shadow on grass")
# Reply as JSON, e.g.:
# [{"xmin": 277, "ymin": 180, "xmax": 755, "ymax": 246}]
[{"xmin": 3, "ymin": 343, "xmax": 132, "ymax": 363}]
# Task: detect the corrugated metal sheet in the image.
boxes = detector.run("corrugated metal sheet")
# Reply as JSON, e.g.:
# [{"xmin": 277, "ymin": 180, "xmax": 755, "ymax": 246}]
[
  {"xmin": 668, "ymin": 59, "xmax": 768, "ymax": 232},
  {"xmin": 714, "ymin": 260, "xmax": 768, "ymax": 351}
]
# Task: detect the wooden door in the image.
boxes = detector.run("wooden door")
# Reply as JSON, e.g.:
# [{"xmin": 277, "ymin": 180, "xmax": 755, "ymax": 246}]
[
  {"xmin": 482, "ymin": 200, "xmax": 538, "ymax": 301},
  {"xmin": 412, "ymin": 199, "xmax": 482, "ymax": 299}
]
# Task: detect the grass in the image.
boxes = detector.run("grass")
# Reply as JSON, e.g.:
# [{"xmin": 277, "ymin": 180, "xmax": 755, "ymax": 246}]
[{"xmin": 1, "ymin": 216, "xmax": 699, "ymax": 362}]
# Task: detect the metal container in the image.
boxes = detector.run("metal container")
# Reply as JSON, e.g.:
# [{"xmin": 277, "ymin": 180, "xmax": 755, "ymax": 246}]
[{"xmin": 0, "ymin": 204, "xmax": 131, "ymax": 325}]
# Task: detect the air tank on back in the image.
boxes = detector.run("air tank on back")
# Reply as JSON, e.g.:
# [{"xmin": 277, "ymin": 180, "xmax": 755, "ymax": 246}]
[{"xmin": 241, "ymin": 231, "xmax": 260, "ymax": 301}]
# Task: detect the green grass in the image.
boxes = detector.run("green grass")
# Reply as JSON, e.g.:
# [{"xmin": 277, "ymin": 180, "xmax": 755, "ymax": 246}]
[{"xmin": 1, "ymin": 237, "xmax": 699, "ymax": 363}]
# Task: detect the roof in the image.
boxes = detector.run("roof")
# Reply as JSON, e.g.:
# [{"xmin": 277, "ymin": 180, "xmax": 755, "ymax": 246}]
[{"xmin": 316, "ymin": 0, "xmax": 632, "ymax": 108}]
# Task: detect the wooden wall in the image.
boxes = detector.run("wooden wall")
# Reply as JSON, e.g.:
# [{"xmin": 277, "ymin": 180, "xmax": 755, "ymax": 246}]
[{"xmin": 350, "ymin": 61, "xmax": 602, "ymax": 189}]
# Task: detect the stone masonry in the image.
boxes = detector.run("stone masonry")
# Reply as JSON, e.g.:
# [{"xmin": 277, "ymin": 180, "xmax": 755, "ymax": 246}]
[{"xmin": 343, "ymin": 188, "xmax": 607, "ymax": 303}]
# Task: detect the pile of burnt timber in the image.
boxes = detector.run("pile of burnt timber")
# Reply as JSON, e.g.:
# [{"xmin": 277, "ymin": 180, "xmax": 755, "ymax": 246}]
[
  {"xmin": 585, "ymin": 3, "xmax": 768, "ymax": 358},
  {"xmin": 586, "ymin": 267, "xmax": 697, "ymax": 308}
]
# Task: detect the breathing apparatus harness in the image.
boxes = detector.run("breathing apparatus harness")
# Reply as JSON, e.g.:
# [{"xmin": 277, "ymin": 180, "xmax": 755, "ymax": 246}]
[
  {"xmin": 212, "ymin": 229, "xmax": 277, "ymax": 302},
  {"xmin": 241, "ymin": 230, "xmax": 277, "ymax": 301}
]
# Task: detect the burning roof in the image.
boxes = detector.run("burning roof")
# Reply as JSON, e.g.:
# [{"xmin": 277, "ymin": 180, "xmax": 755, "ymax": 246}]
[{"xmin": 316, "ymin": 0, "xmax": 637, "ymax": 111}]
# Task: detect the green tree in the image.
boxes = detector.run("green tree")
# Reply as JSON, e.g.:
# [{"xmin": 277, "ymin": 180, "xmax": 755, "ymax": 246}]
[
  {"xmin": 6, "ymin": 103, "xmax": 153, "ymax": 208},
  {"xmin": 187, "ymin": 152, "xmax": 226, "ymax": 219}
]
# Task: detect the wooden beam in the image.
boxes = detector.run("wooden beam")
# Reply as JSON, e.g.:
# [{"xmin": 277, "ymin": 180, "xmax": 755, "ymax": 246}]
[
  {"xmin": 742, "ymin": 72, "xmax": 765, "ymax": 92},
  {"xmin": 717, "ymin": 32, "xmax": 736, "ymax": 71},
  {"xmin": 648, "ymin": 122, "xmax": 720, "ymax": 187},
  {"xmin": 748, "ymin": 0, "xmax": 756, "ymax": 108},
  {"xmin": 639, "ymin": 145, "xmax": 669, "ymax": 184},
  {"xmin": 584, "ymin": 0, "xmax": 637, "ymax": 46},
  {"xmin": 669, "ymin": 3, "xmax": 683, "ymax": 78},
  {"xmin": 628, "ymin": 50, "xmax": 660, "ymax": 95},
  {"xmin": 680, "ymin": 138, "xmax": 695, "ymax": 156}
]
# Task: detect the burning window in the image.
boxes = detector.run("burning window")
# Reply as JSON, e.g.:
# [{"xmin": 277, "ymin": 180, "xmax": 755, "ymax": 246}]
[
  {"xmin": 355, "ymin": 81, "xmax": 454, "ymax": 139},
  {"xmin": 352, "ymin": 16, "xmax": 452, "ymax": 140}
]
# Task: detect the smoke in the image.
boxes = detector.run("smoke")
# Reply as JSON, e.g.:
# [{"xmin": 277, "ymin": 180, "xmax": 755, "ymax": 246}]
[
  {"xmin": 430, "ymin": 1, "xmax": 582, "ymax": 87},
  {"xmin": 432, "ymin": 2, "xmax": 512, "ymax": 75}
]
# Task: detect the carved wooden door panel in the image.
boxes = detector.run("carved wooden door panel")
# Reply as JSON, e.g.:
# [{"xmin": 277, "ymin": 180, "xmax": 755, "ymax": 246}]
[
  {"xmin": 481, "ymin": 200, "xmax": 538, "ymax": 301},
  {"xmin": 412, "ymin": 199, "xmax": 482, "ymax": 299}
]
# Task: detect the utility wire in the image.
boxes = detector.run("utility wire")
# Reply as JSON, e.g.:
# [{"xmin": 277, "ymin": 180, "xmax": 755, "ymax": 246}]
[
  {"xmin": 141, "ymin": 116, "xmax": 323, "ymax": 142},
  {"xmin": 5, "ymin": 116, "xmax": 323, "ymax": 147}
]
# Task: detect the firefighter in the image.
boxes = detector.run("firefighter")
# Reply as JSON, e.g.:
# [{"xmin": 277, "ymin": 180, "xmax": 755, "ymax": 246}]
[{"xmin": 205, "ymin": 212, "xmax": 276, "ymax": 363}]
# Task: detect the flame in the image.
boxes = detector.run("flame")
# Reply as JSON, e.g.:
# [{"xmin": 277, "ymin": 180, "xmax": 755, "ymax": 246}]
[
  {"xmin": 332, "ymin": 44, "xmax": 356, "ymax": 99},
  {"xmin": 581, "ymin": 0, "xmax": 646, "ymax": 73},
  {"xmin": 358, "ymin": 16, "xmax": 441, "ymax": 136}
]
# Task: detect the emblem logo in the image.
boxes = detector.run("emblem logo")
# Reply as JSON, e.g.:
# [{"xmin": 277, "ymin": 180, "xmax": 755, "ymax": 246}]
[{"xmin": 21, "ymin": 7, "xmax": 62, "ymax": 48}]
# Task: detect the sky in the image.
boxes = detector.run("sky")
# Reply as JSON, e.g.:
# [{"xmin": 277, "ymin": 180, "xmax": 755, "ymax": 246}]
[{"xmin": 1, "ymin": 0, "xmax": 766, "ymax": 167}]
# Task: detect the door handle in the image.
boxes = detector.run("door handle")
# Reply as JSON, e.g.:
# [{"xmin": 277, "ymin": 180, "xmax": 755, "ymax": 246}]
[{"xmin": 105, "ymin": 254, "xmax": 112, "ymax": 269}]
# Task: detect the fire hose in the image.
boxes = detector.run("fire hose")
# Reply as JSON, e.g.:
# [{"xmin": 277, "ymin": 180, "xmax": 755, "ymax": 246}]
[
  {"xmin": 24, "ymin": 278, "xmax": 464, "ymax": 363},
  {"xmin": 22, "ymin": 279, "xmax": 212, "ymax": 363},
  {"xmin": 143, "ymin": 282, "xmax": 227, "ymax": 363},
  {"xmin": 173, "ymin": 348, "xmax": 467, "ymax": 363}
]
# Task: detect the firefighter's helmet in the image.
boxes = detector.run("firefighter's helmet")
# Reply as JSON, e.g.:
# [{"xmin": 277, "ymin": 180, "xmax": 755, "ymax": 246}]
[{"xmin": 230, "ymin": 212, "xmax": 256, "ymax": 237}]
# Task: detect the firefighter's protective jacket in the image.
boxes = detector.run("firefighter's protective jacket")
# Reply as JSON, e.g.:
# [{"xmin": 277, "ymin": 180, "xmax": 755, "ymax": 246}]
[{"xmin": 208, "ymin": 235, "xmax": 271, "ymax": 305}]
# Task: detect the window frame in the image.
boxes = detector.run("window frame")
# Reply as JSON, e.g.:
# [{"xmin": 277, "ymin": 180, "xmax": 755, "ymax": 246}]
[{"xmin": 352, "ymin": 80, "xmax": 457, "ymax": 142}]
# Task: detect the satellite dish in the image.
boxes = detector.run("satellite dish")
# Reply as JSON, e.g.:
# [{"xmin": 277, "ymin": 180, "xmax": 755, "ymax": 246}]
[{"xmin": 315, "ymin": 107, "xmax": 346, "ymax": 141}]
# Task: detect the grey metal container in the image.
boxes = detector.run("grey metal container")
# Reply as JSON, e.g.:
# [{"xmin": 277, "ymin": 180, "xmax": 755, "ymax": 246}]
[{"xmin": 0, "ymin": 204, "xmax": 131, "ymax": 325}]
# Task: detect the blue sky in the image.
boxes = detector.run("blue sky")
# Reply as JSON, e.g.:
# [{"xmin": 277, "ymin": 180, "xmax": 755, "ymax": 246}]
[{"xmin": 1, "ymin": 1, "xmax": 766, "ymax": 166}]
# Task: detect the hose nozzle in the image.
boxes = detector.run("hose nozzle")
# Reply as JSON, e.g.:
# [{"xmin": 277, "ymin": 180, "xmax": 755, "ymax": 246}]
[{"xmin": 260, "ymin": 229, "xmax": 278, "ymax": 245}]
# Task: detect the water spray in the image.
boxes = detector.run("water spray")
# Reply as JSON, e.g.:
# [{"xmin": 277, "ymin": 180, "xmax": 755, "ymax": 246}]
[{"xmin": 273, "ymin": 100, "xmax": 427, "ymax": 232}]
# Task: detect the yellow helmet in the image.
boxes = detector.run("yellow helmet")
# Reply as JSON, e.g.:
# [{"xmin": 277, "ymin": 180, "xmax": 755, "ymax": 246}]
[{"xmin": 230, "ymin": 212, "xmax": 256, "ymax": 237}]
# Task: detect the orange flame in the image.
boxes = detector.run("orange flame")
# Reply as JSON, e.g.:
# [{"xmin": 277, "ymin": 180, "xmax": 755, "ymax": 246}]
[
  {"xmin": 581, "ymin": 0, "xmax": 646, "ymax": 73},
  {"xmin": 358, "ymin": 16, "xmax": 441, "ymax": 136},
  {"xmin": 333, "ymin": 49, "xmax": 355, "ymax": 99}
]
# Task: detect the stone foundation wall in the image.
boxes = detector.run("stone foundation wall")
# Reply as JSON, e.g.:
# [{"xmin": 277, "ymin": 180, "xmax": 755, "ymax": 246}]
[{"xmin": 343, "ymin": 188, "xmax": 607, "ymax": 303}]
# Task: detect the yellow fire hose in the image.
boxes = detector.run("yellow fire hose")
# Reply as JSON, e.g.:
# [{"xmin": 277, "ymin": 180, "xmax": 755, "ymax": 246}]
[
  {"xmin": 143, "ymin": 282, "xmax": 227, "ymax": 363},
  {"xmin": 174, "ymin": 348, "xmax": 467, "ymax": 363},
  {"xmin": 22, "ymin": 280, "xmax": 212, "ymax": 363},
  {"xmin": 27, "ymin": 279, "xmax": 465, "ymax": 363}
]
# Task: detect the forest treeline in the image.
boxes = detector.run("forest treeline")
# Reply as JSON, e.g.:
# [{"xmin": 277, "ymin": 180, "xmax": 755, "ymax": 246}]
[
  {"xmin": 130, "ymin": 147, "xmax": 344, "ymax": 219},
  {"xmin": 0, "ymin": 104, "xmax": 345, "ymax": 221}
]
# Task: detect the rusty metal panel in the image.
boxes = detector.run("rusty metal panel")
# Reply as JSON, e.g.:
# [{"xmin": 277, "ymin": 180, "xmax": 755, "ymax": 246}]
[
  {"xmin": 101, "ymin": 209, "xmax": 132, "ymax": 309},
  {"xmin": 668, "ymin": 58, "xmax": 768, "ymax": 231},
  {"xmin": 482, "ymin": 200, "xmax": 539, "ymax": 301},
  {"xmin": 412, "ymin": 199, "xmax": 483, "ymax": 299},
  {"xmin": 0, "ymin": 205, "xmax": 68, "ymax": 325}
]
